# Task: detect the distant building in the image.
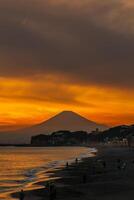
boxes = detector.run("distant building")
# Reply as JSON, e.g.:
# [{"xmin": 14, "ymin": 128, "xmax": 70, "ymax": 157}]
[{"xmin": 31, "ymin": 130, "xmax": 89, "ymax": 146}]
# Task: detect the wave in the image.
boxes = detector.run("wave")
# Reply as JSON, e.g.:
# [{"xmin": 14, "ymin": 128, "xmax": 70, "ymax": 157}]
[{"xmin": 0, "ymin": 147, "xmax": 96, "ymax": 199}]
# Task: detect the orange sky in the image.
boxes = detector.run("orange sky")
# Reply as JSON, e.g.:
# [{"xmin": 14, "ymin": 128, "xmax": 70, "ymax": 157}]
[
  {"xmin": 0, "ymin": 0, "xmax": 134, "ymax": 131},
  {"xmin": 0, "ymin": 74, "xmax": 134, "ymax": 131}
]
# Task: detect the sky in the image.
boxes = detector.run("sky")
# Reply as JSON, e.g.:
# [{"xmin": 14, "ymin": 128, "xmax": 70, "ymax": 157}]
[{"xmin": 0, "ymin": 0, "xmax": 134, "ymax": 130}]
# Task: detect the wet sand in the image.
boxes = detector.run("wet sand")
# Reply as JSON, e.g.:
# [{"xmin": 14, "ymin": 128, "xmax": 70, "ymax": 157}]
[{"xmin": 12, "ymin": 146, "xmax": 134, "ymax": 200}]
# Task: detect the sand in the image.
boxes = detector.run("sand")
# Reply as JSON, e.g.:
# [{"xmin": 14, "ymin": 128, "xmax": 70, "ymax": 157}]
[{"xmin": 11, "ymin": 145, "xmax": 134, "ymax": 200}]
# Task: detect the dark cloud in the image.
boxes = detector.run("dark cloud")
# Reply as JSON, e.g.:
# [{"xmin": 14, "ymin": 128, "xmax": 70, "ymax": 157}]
[{"xmin": 0, "ymin": 0, "xmax": 134, "ymax": 87}]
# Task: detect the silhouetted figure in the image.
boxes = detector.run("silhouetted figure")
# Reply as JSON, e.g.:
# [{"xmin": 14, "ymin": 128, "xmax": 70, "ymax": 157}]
[
  {"xmin": 75, "ymin": 158, "xmax": 78, "ymax": 164},
  {"xmin": 122, "ymin": 161, "xmax": 127, "ymax": 170},
  {"xmin": 102, "ymin": 160, "xmax": 106, "ymax": 169},
  {"xmin": 49, "ymin": 184, "xmax": 53, "ymax": 200},
  {"xmin": 82, "ymin": 173, "xmax": 87, "ymax": 184},
  {"xmin": 53, "ymin": 184, "xmax": 57, "ymax": 199},
  {"xmin": 49, "ymin": 183, "xmax": 56, "ymax": 200},
  {"xmin": 117, "ymin": 159, "xmax": 121, "ymax": 170},
  {"xmin": 66, "ymin": 162, "xmax": 69, "ymax": 168},
  {"xmin": 45, "ymin": 181, "xmax": 50, "ymax": 196},
  {"xmin": 19, "ymin": 190, "xmax": 25, "ymax": 200}
]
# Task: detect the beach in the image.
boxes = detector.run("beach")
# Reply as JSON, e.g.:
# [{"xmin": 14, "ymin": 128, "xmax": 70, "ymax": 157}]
[
  {"xmin": 0, "ymin": 146, "xmax": 93, "ymax": 200},
  {"xmin": 11, "ymin": 145, "xmax": 134, "ymax": 200}
]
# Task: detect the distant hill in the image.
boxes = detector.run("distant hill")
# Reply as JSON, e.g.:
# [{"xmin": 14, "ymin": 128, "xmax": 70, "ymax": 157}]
[
  {"xmin": 32, "ymin": 124, "xmax": 134, "ymax": 146},
  {"xmin": 31, "ymin": 130, "xmax": 89, "ymax": 146},
  {"xmin": 0, "ymin": 111, "xmax": 107, "ymax": 144},
  {"xmin": 88, "ymin": 125, "xmax": 134, "ymax": 142}
]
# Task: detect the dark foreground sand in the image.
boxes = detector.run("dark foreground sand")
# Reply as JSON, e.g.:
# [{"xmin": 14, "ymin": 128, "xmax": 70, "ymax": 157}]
[{"xmin": 12, "ymin": 146, "xmax": 134, "ymax": 200}]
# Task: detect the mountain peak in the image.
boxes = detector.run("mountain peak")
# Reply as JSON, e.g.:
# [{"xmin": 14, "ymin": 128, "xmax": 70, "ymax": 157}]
[
  {"xmin": 39, "ymin": 110, "xmax": 107, "ymax": 131},
  {"xmin": 57, "ymin": 110, "xmax": 79, "ymax": 115},
  {"xmin": 58, "ymin": 110, "xmax": 75, "ymax": 115},
  {"xmin": 0, "ymin": 111, "xmax": 108, "ymax": 144},
  {"xmin": 46, "ymin": 110, "xmax": 88, "ymax": 122},
  {"xmin": 61, "ymin": 110, "xmax": 73, "ymax": 113},
  {"xmin": 55, "ymin": 110, "xmax": 82, "ymax": 116}
]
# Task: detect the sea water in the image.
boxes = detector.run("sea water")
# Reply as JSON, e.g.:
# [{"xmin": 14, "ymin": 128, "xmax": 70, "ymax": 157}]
[{"xmin": 0, "ymin": 146, "xmax": 96, "ymax": 199}]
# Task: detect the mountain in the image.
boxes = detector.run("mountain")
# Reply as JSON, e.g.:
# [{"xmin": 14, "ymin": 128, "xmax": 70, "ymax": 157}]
[{"xmin": 0, "ymin": 111, "xmax": 107, "ymax": 144}]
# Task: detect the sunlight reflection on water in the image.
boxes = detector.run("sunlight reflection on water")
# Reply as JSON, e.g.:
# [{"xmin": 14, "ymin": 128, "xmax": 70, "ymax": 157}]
[{"xmin": 0, "ymin": 146, "xmax": 96, "ymax": 199}]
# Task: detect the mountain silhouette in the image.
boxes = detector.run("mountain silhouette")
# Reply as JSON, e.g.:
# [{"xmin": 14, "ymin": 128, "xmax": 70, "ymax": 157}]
[
  {"xmin": 0, "ymin": 111, "xmax": 107, "ymax": 144},
  {"xmin": 35, "ymin": 110, "xmax": 107, "ymax": 131}
]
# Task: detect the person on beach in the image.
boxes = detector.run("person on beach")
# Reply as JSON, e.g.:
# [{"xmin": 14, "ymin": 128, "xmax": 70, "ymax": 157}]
[
  {"xmin": 19, "ymin": 190, "xmax": 25, "ymax": 200},
  {"xmin": 46, "ymin": 181, "xmax": 50, "ymax": 189},
  {"xmin": 75, "ymin": 158, "xmax": 78, "ymax": 164},
  {"xmin": 53, "ymin": 184, "xmax": 57, "ymax": 199},
  {"xmin": 49, "ymin": 182, "xmax": 56, "ymax": 200},
  {"xmin": 66, "ymin": 162, "xmax": 69, "ymax": 168},
  {"xmin": 102, "ymin": 160, "xmax": 106, "ymax": 169},
  {"xmin": 121, "ymin": 161, "xmax": 127, "ymax": 170},
  {"xmin": 117, "ymin": 159, "xmax": 121, "ymax": 170},
  {"xmin": 45, "ymin": 181, "xmax": 50, "ymax": 196}
]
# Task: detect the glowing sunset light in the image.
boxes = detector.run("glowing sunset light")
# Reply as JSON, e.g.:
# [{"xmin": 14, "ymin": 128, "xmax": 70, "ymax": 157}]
[
  {"xmin": 0, "ymin": 75, "xmax": 134, "ymax": 130},
  {"xmin": 0, "ymin": 0, "xmax": 134, "ymax": 131}
]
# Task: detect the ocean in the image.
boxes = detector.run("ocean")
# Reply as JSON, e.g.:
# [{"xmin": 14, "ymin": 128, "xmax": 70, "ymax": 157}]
[{"xmin": 0, "ymin": 146, "xmax": 96, "ymax": 199}]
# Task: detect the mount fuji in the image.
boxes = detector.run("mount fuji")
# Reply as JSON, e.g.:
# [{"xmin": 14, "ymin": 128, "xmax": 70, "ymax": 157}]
[{"xmin": 0, "ymin": 111, "xmax": 107, "ymax": 144}]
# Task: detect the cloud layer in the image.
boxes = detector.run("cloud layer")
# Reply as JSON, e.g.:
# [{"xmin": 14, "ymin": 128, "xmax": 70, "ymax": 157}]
[
  {"xmin": 0, "ymin": 0, "xmax": 134, "ymax": 128},
  {"xmin": 0, "ymin": 0, "xmax": 134, "ymax": 87},
  {"xmin": 0, "ymin": 76, "xmax": 134, "ymax": 128}
]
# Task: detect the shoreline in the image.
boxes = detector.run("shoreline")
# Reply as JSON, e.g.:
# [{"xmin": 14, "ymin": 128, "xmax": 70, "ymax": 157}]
[
  {"xmin": 0, "ymin": 146, "xmax": 91, "ymax": 200},
  {"xmin": 11, "ymin": 145, "xmax": 134, "ymax": 200},
  {"xmin": 10, "ymin": 147, "xmax": 97, "ymax": 200}
]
